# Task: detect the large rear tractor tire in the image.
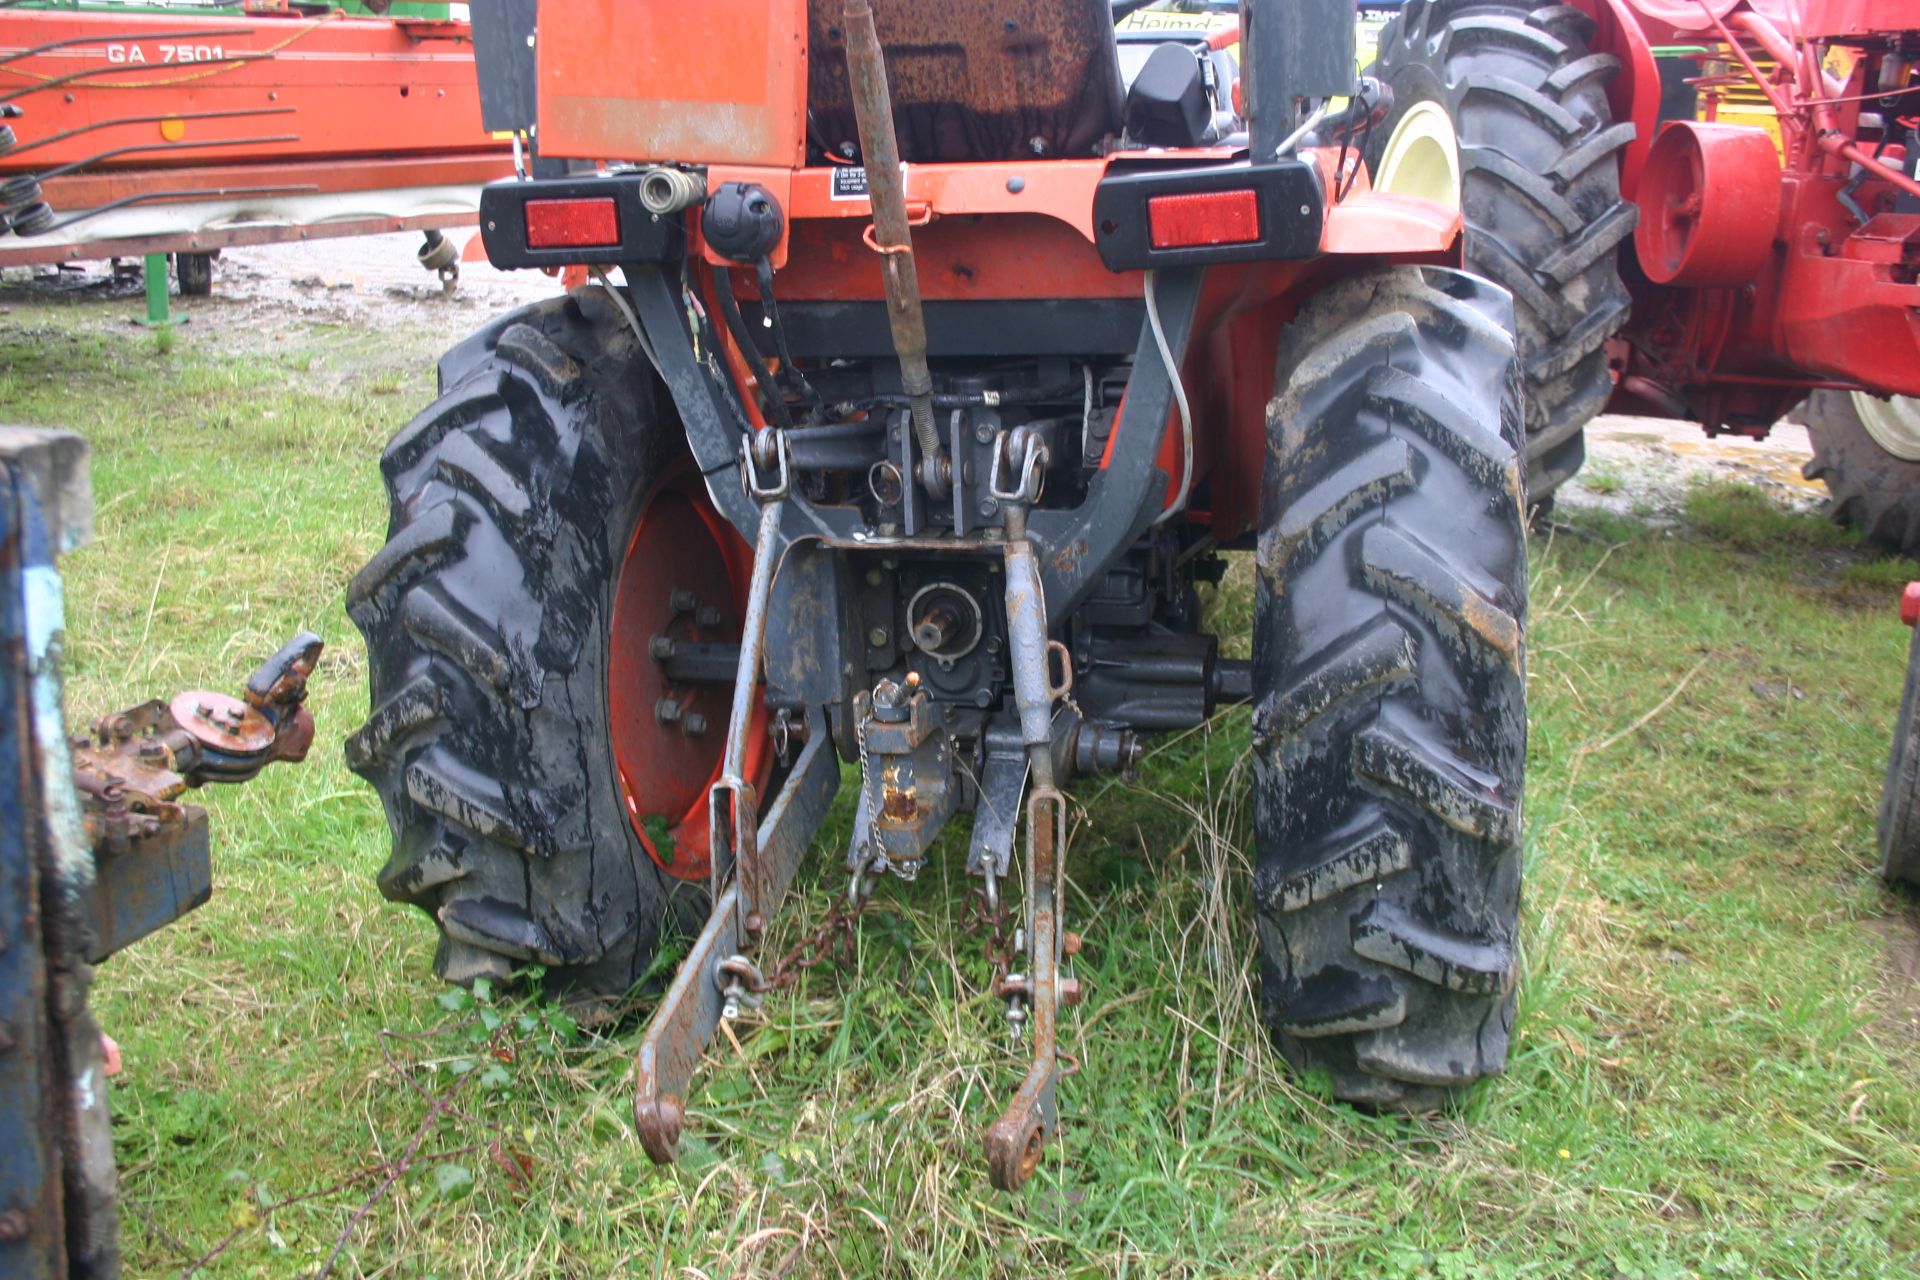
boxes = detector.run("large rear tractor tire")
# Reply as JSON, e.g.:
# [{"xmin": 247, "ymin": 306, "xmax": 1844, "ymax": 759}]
[
  {"xmin": 1369, "ymin": 0, "xmax": 1635, "ymax": 508},
  {"xmin": 347, "ymin": 289, "xmax": 759, "ymax": 999},
  {"xmin": 1253, "ymin": 265, "xmax": 1528, "ymax": 1109},
  {"xmin": 1801, "ymin": 390, "xmax": 1920, "ymax": 555}
]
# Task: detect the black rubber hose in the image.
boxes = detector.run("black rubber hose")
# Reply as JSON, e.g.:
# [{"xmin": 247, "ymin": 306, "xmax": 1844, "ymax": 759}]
[
  {"xmin": 755, "ymin": 255, "xmax": 820, "ymax": 406},
  {"xmin": 710, "ymin": 266, "xmax": 794, "ymax": 431}
]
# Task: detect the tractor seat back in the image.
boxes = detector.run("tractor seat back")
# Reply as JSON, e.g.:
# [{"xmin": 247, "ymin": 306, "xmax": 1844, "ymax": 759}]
[{"xmin": 806, "ymin": 0, "xmax": 1126, "ymax": 163}]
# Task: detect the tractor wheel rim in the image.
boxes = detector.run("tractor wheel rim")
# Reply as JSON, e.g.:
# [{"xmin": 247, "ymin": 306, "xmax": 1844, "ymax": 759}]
[
  {"xmin": 607, "ymin": 466, "xmax": 769, "ymax": 881},
  {"xmin": 1852, "ymin": 392, "xmax": 1920, "ymax": 464},
  {"xmin": 1373, "ymin": 100, "xmax": 1461, "ymax": 211}
]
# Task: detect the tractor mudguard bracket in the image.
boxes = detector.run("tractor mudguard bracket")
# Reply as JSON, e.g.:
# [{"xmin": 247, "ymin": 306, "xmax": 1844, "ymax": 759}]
[
  {"xmin": 1026, "ymin": 265, "xmax": 1202, "ymax": 617},
  {"xmin": 623, "ymin": 264, "xmax": 763, "ymax": 538},
  {"xmin": 632, "ymin": 705, "xmax": 838, "ymax": 1165},
  {"xmin": 624, "ymin": 265, "xmax": 849, "ymax": 546}
]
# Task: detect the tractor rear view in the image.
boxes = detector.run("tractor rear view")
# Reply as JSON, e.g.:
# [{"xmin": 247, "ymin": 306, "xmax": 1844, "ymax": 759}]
[
  {"xmin": 1367, "ymin": 0, "xmax": 1920, "ymax": 547},
  {"xmin": 346, "ymin": 0, "xmax": 1530, "ymax": 1185}
]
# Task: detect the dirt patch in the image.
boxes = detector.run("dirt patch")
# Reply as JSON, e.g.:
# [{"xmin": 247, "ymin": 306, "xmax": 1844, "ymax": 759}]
[
  {"xmin": 0, "ymin": 231, "xmax": 553, "ymax": 371},
  {"xmin": 1559, "ymin": 414, "xmax": 1826, "ymax": 520}
]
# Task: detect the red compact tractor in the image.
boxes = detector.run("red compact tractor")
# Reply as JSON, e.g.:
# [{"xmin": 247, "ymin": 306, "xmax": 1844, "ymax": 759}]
[
  {"xmin": 1365, "ymin": 0, "xmax": 1920, "ymax": 547},
  {"xmin": 347, "ymin": 0, "xmax": 1530, "ymax": 1186}
]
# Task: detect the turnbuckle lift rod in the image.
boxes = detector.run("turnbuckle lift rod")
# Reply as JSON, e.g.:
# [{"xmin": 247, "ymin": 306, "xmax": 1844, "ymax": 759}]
[
  {"xmin": 708, "ymin": 431, "xmax": 791, "ymax": 939},
  {"xmin": 631, "ymin": 704, "xmax": 837, "ymax": 1164},
  {"xmin": 983, "ymin": 431, "xmax": 1073, "ymax": 1191}
]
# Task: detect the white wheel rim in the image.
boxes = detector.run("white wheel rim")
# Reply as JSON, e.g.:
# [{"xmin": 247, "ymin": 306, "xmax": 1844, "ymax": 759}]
[
  {"xmin": 1852, "ymin": 391, "xmax": 1920, "ymax": 463},
  {"xmin": 1373, "ymin": 100, "xmax": 1461, "ymax": 210}
]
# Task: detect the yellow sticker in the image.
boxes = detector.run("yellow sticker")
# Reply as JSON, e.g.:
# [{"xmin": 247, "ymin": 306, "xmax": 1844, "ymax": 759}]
[{"xmin": 159, "ymin": 118, "xmax": 186, "ymax": 142}]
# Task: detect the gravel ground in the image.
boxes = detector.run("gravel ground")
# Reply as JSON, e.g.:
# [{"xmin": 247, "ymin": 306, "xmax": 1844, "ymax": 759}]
[
  {"xmin": 2, "ymin": 231, "xmax": 1831, "ymax": 521},
  {"xmin": 0, "ymin": 230, "xmax": 551, "ymax": 359},
  {"xmin": 1567, "ymin": 414, "xmax": 1824, "ymax": 518}
]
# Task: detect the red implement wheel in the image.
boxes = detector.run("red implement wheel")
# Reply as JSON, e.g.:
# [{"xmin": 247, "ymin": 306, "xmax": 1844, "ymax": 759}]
[
  {"xmin": 608, "ymin": 469, "xmax": 770, "ymax": 881},
  {"xmin": 1802, "ymin": 389, "xmax": 1920, "ymax": 555}
]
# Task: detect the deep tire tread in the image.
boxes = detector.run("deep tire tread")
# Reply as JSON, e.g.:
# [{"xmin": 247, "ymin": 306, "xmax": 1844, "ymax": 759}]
[
  {"xmin": 1800, "ymin": 390, "xmax": 1920, "ymax": 555},
  {"xmin": 1257, "ymin": 820, "xmax": 1414, "ymax": 916},
  {"xmin": 1371, "ymin": 0, "xmax": 1636, "ymax": 506},
  {"xmin": 403, "ymin": 750, "xmax": 536, "ymax": 854},
  {"xmin": 1353, "ymin": 723, "xmax": 1519, "ymax": 845},
  {"xmin": 1259, "ymin": 618, "xmax": 1418, "ymax": 743},
  {"xmin": 1254, "ymin": 265, "xmax": 1527, "ymax": 1110},
  {"xmin": 1281, "ymin": 971, "xmax": 1410, "ymax": 1039},
  {"xmin": 381, "ymin": 373, "xmax": 505, "ymax": 479},
  {"xmin": 345, "ymin": 673, "xmax": 449, "ymax": 771},
  {"xmin": 349, "ymin": 291, "xmax": 697, "ymax": 995},
  {"xmin": 1265, "ymin": 437, "xmax": 1418, "ymax": 560},
  {"xmin": 1351, "ymin": 899, "xmax": 1515, "ymax": 995},
  {"xmin": 436, "ymin": 431, "xmax": 537, "ymax": 527},
  {"xmin": 345, "ymin": 503, "xmax": 465, "ymax": 627},
  {"xmin": 1360, "ymin": 524, "xmax": 1523, "ymax": 665},
  {"xmin": 398, "ymin": 591, "xmax": 515, "ymax": 697}
]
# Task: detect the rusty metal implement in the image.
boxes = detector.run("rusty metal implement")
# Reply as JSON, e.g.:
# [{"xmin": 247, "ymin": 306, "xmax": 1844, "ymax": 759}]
[
  {"xmin": 633, "ymin": 430, "xmax": 846, "ymax": 1165},
  {"xmin": 69, "ymin": 631, "xmax": 323, "ymax": 960},
  {"xmin": 632, "ymin": 704, "xmax": 837, "ymax": 1163}
]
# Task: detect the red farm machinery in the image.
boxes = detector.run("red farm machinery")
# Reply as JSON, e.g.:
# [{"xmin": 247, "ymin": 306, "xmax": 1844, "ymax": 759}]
[
  {"xmin": 1366, "ymin": 0, "xmax": 1920, "ymax": 548},
  {"xmin": 345, "ymin": 0, "xmax": 1533, "ymax": 1187},
  {"xmin": 0, "ymin": 2, "xmax": 513, "ymax": 300}
]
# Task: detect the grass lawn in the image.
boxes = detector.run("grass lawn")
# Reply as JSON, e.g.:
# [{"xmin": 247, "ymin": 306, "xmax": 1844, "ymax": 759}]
[{"xmin": 5, "ymin": 286, "xmax": 1919, "ymax": 1278}]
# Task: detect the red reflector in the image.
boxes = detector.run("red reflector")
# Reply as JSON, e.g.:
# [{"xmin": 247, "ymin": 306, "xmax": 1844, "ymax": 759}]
[
  {"xmin": 1147, "ymin": 189, "xmax": 1260, "ymax": 250},
  {"xmin": 525, "ymin": 197, "xmax": 620, "ymax": 249}
]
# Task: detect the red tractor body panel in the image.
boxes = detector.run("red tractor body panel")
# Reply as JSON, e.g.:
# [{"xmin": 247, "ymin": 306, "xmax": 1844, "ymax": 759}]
[{"xmin": 535, "ymin": 0, "xmax": 810, "ymax": 168}]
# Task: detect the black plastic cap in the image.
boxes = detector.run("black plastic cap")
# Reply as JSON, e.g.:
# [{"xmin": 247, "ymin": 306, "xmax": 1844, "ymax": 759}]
[{"xmin": 703, "ymin": 182, "xmax": 785, "ymax": 263}]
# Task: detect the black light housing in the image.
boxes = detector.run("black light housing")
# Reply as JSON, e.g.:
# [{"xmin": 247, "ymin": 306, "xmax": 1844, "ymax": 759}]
[
  {"xmin": 1125, "ymin": 43, "xmax": 1211, "ymax": 149},
  {"xmin": 478, "ymin": 173, "xmax": 684, "ymax": 270},
  {"xmin": 1092, "ymin": 159, "xmax": 1325, "ymax": 271}
]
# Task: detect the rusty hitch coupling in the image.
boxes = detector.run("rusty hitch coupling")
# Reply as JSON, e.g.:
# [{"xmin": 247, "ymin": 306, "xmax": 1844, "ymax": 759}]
[
  {"xmin": 69, "ymin": 631, "xmax": 323, "ymax": 958},
  {"xmin": 73, "ymin": 629, "xmax": 323, "ymax": 834}
]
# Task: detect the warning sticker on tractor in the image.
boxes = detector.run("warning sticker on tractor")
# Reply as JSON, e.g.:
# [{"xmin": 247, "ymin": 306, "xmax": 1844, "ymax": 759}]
[{"xmin": 830, "ymin": 167, "xmax": 870, "ymax": 201}]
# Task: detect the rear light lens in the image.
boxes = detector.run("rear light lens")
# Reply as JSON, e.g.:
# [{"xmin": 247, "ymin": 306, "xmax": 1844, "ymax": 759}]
[
  {"xmin": 525, "ymin": 197, "xmax": 620, "ymax": 249},
  {"xmin": 1147, "ymin": 189, "xmax": 1260, "ymax": 250}
]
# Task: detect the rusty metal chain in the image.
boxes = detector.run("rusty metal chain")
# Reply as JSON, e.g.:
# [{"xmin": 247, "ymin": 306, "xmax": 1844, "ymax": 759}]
[
  {"xmin": 964, "ymin": 883, "xmax": 1013, "ymax": 993},
  {"xmin": 745, "ymin": 887, "xmax": 871, "ymax": 994}
]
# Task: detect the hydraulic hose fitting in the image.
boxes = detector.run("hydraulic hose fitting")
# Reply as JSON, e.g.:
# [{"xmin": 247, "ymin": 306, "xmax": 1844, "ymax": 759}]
[{"xmin": 640, "ymin": 165, "xmax": 707, "ymax": 216}]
